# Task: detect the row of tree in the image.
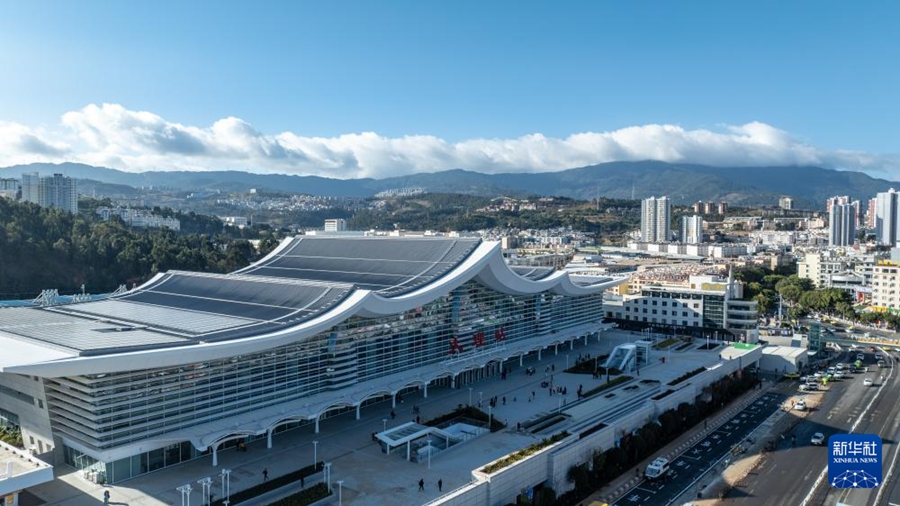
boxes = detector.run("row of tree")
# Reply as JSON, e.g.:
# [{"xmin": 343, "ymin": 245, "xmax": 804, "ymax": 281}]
[
  {"xmin": 550, "ymin": 369, "xmax": 759, "ymax": 506},
  {"xmin": 0, "ymin": 198, "xmax": 283, "ymax": 299},
  {"xmin": 737, "ymin": 265, "xmax": 882, "ymax": 325}
]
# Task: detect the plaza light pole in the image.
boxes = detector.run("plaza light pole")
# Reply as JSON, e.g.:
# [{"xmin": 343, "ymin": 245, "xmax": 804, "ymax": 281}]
[
  {"xmin": 336, "ymin": 480, "xmax": 344, "ymax": 506},
  {"xmin": 197, "ymin": 477, "xmax": 212, "ymax": 506},
  {"xmin": 177, "ymin": 484, "xmax": 193, "ymax": 506},
  {"xmin": 220, "ymin": 469, "xmax": 231, "ymax": 506}
]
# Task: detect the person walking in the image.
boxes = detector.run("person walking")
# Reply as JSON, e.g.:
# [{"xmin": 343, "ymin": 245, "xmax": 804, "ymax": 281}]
[
  {"xmin": 263, "ymin": 468, "xmax": 269, "ymax": 482},
  {"xmin": 438, "ymin": 478, "xmax": 443, "ymax": 491},
  {"xmin": 103, "ymin": 490, "xmax": 110, "ymax": 505},
  {"xmin": 418, "ymin": 478, "xmax": 425, "ymax": 491}
]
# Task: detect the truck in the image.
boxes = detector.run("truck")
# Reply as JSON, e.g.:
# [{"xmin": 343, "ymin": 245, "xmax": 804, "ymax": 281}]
[{"xmin": 645, "ymin": 457, "xmax": 671, "ymax": 481}]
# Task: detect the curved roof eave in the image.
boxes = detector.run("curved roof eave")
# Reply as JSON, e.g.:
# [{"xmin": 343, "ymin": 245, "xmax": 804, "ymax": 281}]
[{"xmin": 6, "ymin": 242, "xmax": 624, "ymax": 377}]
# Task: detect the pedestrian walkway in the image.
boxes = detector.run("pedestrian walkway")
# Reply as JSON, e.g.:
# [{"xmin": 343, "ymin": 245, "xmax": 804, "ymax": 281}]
[{"xmin": 26, "ymin": 331, "xmax": 739, "ymax": 506}]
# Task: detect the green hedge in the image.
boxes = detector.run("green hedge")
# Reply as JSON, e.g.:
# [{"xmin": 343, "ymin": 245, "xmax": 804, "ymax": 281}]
[
  {"xmin": 667, "ymin": 367, "xmax": 707, "ymax": 386},
  {"xmin": 480, "ymin": 432, "xmax": 570, "ymax": 474},
  {"xmin": 210, "ymin": 462, "xmax": 323, "ymax": 506},
  {"xmin": 581, "ymin": 375, "xmax": 632, "ymax": 398},
  {"xmin": 268, "ymin": 483, "xmax": 331, "ymax": 506},
  {"xmin": 652, "ymin": 337, "xmax": 680, "ymax": 349}
]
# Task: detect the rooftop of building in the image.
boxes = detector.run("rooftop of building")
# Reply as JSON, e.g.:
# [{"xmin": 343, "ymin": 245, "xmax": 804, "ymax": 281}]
[
  {"xmin": 0, "ymin": 441, "xmax": 54, "ymax": 496},
  {"xmin": 0, "ymin": 235, "xmax": 623, "ymax": 376}
]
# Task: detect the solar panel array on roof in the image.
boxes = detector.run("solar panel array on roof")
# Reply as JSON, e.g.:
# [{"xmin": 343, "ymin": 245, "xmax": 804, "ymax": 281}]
[
  {"xmin": 240, "ymin": 236, "xmax": 481, "ymax": 296},
  {"xmin": 510, "ymin": 266, "xmax": 555, "ymax": 280},
  {"xmin": 0, "ymin": 307, "xmax": 190, "ymax": 354},
  {"xmin": 42, "ymin": 272, "xmax": 353, "ymax": 351}
]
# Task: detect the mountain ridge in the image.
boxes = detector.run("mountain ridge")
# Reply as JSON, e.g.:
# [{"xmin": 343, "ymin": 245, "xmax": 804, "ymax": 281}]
[{"xmin": 1, "ymin": 161, "xmax": 896, "ymax": 208}]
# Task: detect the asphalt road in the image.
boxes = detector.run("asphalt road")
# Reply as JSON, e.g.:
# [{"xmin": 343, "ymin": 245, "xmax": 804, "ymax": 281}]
[
  {"xmin": 610, "ymin": 392, "xmax": 785, "ymax": 506},
  {"xmin": 724, "ymin": 349, "xmax": 898, "ymax": 506}
]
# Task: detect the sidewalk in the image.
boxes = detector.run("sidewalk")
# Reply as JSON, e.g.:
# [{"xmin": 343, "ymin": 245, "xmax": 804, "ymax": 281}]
[{"xmin": 580, "ymin": 379, "xmax": 775, "ymax": 505}]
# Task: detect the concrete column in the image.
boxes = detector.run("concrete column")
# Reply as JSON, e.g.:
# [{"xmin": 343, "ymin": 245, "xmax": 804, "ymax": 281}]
[
  {"xmin": 555, "ymin": 344, "xmax": 559, "ymax": 355},
  {"xmin": 267, "ymin": 428, "xmax": 273, "ymax": 449},
  {"xmin": 315, "ymin": 415, "xmax": 320, "ymax": 434},
  {"xmin": 392, "ymin": 393, "xmax": 397, "ymax": 408},
  {"xmin": 451, "ymin": 375, "xmax": 457, "ymax": 388},
  {"xmin": 424, "ymin": 383, "xmax": 429, "ymax": 398},
  {"xmin": 538, "ymin": 349, "xmax": 542, "ymax": 360},
  {"xmin": 584, "ymin": 335, "xmax": 588, "ymax": 346},
  {"xmin": 356, "ymin": 404, "xmax": 361, "ymax": 420},
  {"xmin": 406, "ymin": 441, "xmax": 411, "ymax": 461},
  {"xmin": 519, "ymin": 355, "xmax": 523, "ymax": 367},
  {"xmin": 569, "ymin": 340, "xmax": 574, "ymax": 351},
  {"xmin": 212, "ymin": 445, "xmax": 218, "ymax": 467}
]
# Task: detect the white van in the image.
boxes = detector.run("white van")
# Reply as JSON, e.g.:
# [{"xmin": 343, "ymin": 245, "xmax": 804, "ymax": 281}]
[{"xmin": 645, "ymin": 457, "xmax": 671, "ymax": 481}]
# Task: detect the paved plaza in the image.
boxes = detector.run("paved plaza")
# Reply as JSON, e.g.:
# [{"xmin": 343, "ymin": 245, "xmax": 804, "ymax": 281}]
[{"xmin": 27, "ymin": 330, "xmax": 745, "ymax": 506}]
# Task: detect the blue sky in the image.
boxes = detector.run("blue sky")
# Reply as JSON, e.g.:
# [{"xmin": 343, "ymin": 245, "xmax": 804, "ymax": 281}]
[{"xmin": 0, "ymin": 1, "xmax": 897, "ymax": 178}]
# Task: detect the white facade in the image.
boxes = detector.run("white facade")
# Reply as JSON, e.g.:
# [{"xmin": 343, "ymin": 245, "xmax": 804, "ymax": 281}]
[
  {"xmin": 604, "ymin": 273, "xmax": 758, "ymax": 342},
  {"xmin": 828, "ymin": 202, "xmax": 856, "ymax": 247},
  {"xmin": 324, "ymin": 218, "xmax": 347, "ymax": 232},
  {"xmin": 680, "ymin": 215, "xmax": 703, "ymax": 244},
  {"xmin": 20, "ymin": 173, "xmax": 40, "ymax": 204},
  {"xmin": 779, "ymin": 196, "xmax": 793, "ymax": 210},
  {"xmin": 876, "ymin": 188, "xmax": 900, "ymax": 245},
  {"xmin": 871, "ymin": 261, "xmax": 900, "ymax": 312},
  {"xmin": 641, "ymin": 196, "xmax": 671, "ymax": 243}
]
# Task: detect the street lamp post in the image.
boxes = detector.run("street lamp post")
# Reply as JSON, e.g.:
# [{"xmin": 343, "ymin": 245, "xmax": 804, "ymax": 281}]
[
  {"xmin": 313, "ymin": 441, "xmax": 319, "ymax": 467},
  {"xmin": 336, "ymin": 480, "xmax": 344, "ymax": 506},
  {"xmin": 177, "ymin": 484, "xmax": 193, "ymax": 506},
  {"xmin": 220, "ymin": 469, "xmax": 231, "ymax": 506},
  {"xmin": 197, "ymin": 477, "xmax": 212, "ymax": 506}
]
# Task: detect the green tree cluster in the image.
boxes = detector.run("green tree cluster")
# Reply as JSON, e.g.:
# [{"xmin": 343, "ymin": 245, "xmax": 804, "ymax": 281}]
[{"xmin": 0, "ymin": 199, "xmax": 281, "ymax": 298}]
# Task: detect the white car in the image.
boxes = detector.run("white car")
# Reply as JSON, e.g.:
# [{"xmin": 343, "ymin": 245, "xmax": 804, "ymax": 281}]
[
  {"xmin": 811, "ymin": 432, "xmax": 825, "ymax": 445},
  {"xmin": 833, "ymin": 371, "xmax": 843, "ymax": 379},
  {"xmin": 795, "ymin": 400, "xmax": 807, "ymax": 411},
  {"xmin": 864, "ymin": 378, "xmax": 874, "ymax": 387}
]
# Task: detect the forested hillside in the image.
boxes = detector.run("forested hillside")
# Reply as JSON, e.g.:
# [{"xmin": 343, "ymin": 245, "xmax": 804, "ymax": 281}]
[{"xmin": 0, "ymin": 199, "xmax": 282, "ymax": 299}]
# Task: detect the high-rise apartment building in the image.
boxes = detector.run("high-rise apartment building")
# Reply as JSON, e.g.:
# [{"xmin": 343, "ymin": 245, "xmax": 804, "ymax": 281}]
[
  {"xmin": 693, "ymin": 201, "xmax": 703, "ymax": 214},
  {"xmin": 21, "ymin": 172, "xmax": 40, "ymax": 204},
  {"xmin": 829, "ymin": 202, "xmax": 856, "ymax": 247},
  {"xmin": 779, "ymin": 197, "xmax": 793, "ymax": 210},
  {"xmin": 20, "ymin": 172, "xmax": 78, "ymax": 214},
  {"xmin": 680, "ymin": 215, "xmax": 704, "ymax": 244},
  {"xmin": 641, "ymin": 196, "xmax": 671, "ymax": 242},
  {"xmin": 825, "ymin": 195, "xmax": 849, "ymax": 214},
  {"xmin": 876, "ymin": 188, "xmax": 900, "ymax": 245},
  {"xmin": 38, "ymin": 173, "xmax": 78, "ymax": 214},
  {"xmin": 866, "ymin": 198, "xmax": 877, "ymax": 229},
  {"xmin": 717, "ymin": 202, "xmax": 728, "ymax": 215},
  {"xmin": 0, "ymin": 178, "xmax": 17, "ymax": 199}
]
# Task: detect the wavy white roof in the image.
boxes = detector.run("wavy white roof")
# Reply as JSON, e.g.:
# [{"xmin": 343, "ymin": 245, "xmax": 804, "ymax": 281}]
[{"xmin": 0, "ymin": 236, "xmax": 623, "ymax": 377}]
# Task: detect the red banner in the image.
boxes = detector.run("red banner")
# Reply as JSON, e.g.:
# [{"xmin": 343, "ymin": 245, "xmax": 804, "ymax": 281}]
[
  {"xmin": 473, "ymin": 332, "xmax": 486, "ymax": 347},
  {"xmin": 494, "ymin": 327, "xmax": 506, "ymax": 341},
  {"xmin": 449, "ymin": 337, "xmax": 464, "ymax": 353}
]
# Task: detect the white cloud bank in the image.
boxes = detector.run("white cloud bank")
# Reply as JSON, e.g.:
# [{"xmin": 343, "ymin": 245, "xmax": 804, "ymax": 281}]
[{"xmin": 1, "ymin": 103, "xmax": 897, "ymax": 179}]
